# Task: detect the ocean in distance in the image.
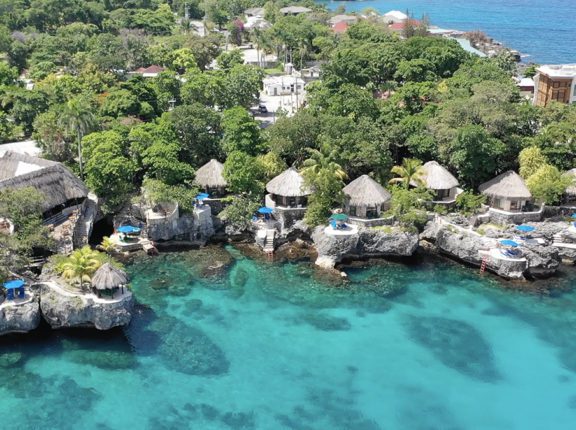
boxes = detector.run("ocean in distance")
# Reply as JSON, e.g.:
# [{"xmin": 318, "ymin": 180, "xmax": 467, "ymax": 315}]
[
  {"xmin": 2, "ymin": 247, "xmax": 576, "ymax": 429},
  {"xmin": 318, "ymin": 0, "xmax": 576, "ymax": 64}
]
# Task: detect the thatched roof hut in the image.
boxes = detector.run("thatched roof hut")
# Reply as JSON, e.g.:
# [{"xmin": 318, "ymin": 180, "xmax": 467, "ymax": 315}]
[
  {"xmin": 343, "ymin": 175, "xmax": 391, "ymax": 207},
  {"xmin": 479, "ymin": 171, "xmax": 532, "ymax": 199},
  {"xmin": 194, "ymin": 159, "xmax": 227, "ymax": 189},
  {"xmin": 414, "ymin": 161, "xmax": 459, "ymax": 190},
  {"xmin": 0, "ymin": 151, "xmax": 88, "ymax": 212},
  {"xmin": 565, "ymin": 168, "xmax": 576, "ymax": 196},
  {"xmin": 266, "ymin": 168, "xmax": 312, "ymax": 197},
  {"xmin": 91, "ymin": 263, "xmax": 128, "ymax": 290}
]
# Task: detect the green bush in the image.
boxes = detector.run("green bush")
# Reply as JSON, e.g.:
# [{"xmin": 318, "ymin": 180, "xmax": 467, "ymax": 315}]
[{"xmin": 455, "ymin": 191, "xmax": 486, "ymax": 215}]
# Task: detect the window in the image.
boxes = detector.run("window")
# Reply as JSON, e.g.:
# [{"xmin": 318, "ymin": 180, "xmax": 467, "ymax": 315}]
[
  {"xmin": 493, "ymin": 198, "xmax": 502, "ymax": 209},
  {"xmin": 509, "ymin": 200, "xmax": 522, "ymax": 211},
  {"xmin": 553, "ymin": 82, "xmax": 560, "ymax": 88},
  {"xmin": 349, "ymin": 206, "xmax": 357, "ymax": 217}
]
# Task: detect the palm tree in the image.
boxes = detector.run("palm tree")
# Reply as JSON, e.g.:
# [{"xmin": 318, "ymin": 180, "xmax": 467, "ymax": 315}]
[
  {"xmin": 300, "ymin": 144, "xmax": 347, "ymax": 182},
  {"xmin": 60, "ymin": 246, "xmax": 102, "ymax": 289},
  {"xmin": 58, "ymin": 97, "xmax": 96, "ymax": 179},
  {"xmin": 389, "ymin": 158, "xmax": 425, "ymax": 188}
]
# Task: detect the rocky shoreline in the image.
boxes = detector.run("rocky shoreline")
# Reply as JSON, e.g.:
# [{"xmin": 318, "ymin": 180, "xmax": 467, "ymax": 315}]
[
  {"xmin": 0, "ymin": 281, "xmax": 134, "ymax": 336},
  {"xmin": 3, "ymin": 213, "xmax": 575, "ymax": 337}
]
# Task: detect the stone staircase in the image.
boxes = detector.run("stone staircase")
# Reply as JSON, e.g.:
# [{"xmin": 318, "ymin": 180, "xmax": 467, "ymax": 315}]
[
  {"xmin": 73, "ymin": 193, "xmax": 98, "ymax": 248},
  {"xmin": 263, "ymin": 229, "xmax": 275, "ymax": 253}
]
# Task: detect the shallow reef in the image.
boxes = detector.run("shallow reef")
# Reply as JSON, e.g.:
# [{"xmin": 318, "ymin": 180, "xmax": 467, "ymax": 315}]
[{"xmin": 403, "ymin": 315, "xmax": 501, "ymax": 382}]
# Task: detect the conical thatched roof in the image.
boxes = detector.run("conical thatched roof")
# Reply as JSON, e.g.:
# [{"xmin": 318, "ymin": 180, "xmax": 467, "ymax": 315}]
[
  {"xmin": 194, "ymin": 159, "xmax": 227, "ymax": 188},
  {"xmin": 91, "ymin": 263, "xmax": 128, "ymax": 290},
  {"xmin": 413, "ymin": 161, "xmax": 459, "ymax": 190},
  {"xmin": 343, "ymin": 175, "xmax": 391, "ymax": 206},
  {"xmin": 479, "ymin": 171, "xmax": 532, "ymax": 199},
  {"xmin": 566, "ymin": 168, "xmax": 576, "ymax": 196},
  {"xmin": 0, "ymin": 151, "xmax": 88, "ymax": 212},
  {"xmin": 266, "ymin": 167, "xmax": 312, "ymax": 197}
]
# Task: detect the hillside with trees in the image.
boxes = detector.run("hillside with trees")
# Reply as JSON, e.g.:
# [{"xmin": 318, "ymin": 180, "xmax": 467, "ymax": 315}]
[{"xmin": 0, "ymin": 0, "xmax": 575, "ymax": 226}]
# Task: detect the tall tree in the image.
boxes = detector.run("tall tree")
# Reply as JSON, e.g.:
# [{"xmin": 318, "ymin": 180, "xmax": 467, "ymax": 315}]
[{"xmin": 58, "ymin": 97, "xmax": 96, "ymax": 178}]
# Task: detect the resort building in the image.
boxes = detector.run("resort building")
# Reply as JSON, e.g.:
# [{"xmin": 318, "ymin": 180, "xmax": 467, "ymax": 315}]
[
  {"xmin": 263, "ymin": 75, "xmax": 305, "ymax": 96},
  {"xmin": 265, "ymin": 167, "xmax": 312, "ymax": 228},
  {"xmin": 328, "ymin": 14, "xmax": 358, "ymax": 26},
  {"xmin": 382, "ymin": 10, "xmax": 408, "ymax": 24},
  {"xmin": 0, "ymin": 151, "xmax": 88, "ymax": 221},
  {"xmin": 244, "ymin": 7, "xmax": 265, "ymax": 18},
  {"xmin": 532, "ymin": 64, "xmax": 576, "ymax": 107},
  {"xmin": 342, "ymin": 175, "xmax": 392, "ymax": 226},
  {"xmin": 194, "ymin": 159, "xmax": 227, "ymax": 196},
  {"xmin": 279, "ymin": 6, "xmax": 311, "ymax": 16},
  {"xmin": 413, "ymin": 161, "xmax": 460, "ymax": 205},
  {"xmin": 129, "ymin": 65, "xmax": 165, "ymax": 78},
  {"xmin": 479, "ymin": 171, "xmax": 532, "ymax": 212}
]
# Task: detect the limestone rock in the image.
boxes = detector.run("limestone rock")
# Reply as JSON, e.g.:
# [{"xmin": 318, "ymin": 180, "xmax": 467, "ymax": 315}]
[
  {"xmin": 312, "ymin": 226, "xmax": 419, "ymax": 268},
  {"xmin": 0, "ymin": 297, "xmax": 41, "ymax": 336},
  {"xmin": 39, "ymin": 283, "xmax": 133, "ymax": 330}
]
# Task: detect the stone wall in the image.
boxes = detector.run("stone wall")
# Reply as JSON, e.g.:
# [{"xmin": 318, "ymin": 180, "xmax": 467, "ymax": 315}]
[
  {"xmin": 145, "ymin": 205, "xmax": 215, "ymax": 243},
  {"xmin": 485, "ymin": 207, "xmax": 543, "ymax": 225}
]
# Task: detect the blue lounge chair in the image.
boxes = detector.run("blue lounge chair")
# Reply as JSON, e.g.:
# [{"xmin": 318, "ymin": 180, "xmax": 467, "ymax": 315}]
[{"xmin": 330, "ymin": 220, "xmax": 338, "ymax": 230}]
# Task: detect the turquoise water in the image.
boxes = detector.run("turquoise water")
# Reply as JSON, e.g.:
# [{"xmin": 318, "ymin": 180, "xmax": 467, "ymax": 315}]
[
  {"xmin": 318, "ymin": 0, "xmax": 576, "ymax": 64},
  {"xmin": 2, "ymin": 246, "xmax": 576, "ymax": 429}
]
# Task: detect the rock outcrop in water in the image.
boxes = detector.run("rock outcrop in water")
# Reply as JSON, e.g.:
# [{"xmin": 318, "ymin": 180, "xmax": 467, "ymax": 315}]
[
  {"xmin": 421, "ymin": 219, "xmax": 560, "ymax": 280},
  {"xmin": 312, "ymin": 226, "xmax": 419, "ymax": 269},
  {"xmin": 0, "ymin": 296, "xmax": 41, "ymax": 335},
  {"xmin": 39, "ymin": 282, "xmax": 134, "ymax": 330}
]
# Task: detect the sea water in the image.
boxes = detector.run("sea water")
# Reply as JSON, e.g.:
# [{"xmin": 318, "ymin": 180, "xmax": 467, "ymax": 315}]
[
  {"xmin": 318, "ymin": 0, "xmax": 576, "ymax": 64},
  {"xmin": 1, "ymin": 246, "xmax": 576, "ymax": 430}
]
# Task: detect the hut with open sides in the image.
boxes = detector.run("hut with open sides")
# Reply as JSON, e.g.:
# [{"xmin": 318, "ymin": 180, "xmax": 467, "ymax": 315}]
[
  {"xmin": 413, "ymin": 161, "xmax": 460, "ymax": 203},
  {"xmin": 91, "ymin": 263, "xmax": 129, "ymax": 298},
  {"xmin": 565, "ymin": 168, "xmax": 576, "ymax": 203},
  {"xmin": 479, "ymin": 171, "xmax": 532, "ymax": 212},
  {"xmin": 343, "ymin": 175, "xmax": 391, "ymax": 220},
  {"xmin": 194, "ymin": 159, "xmax": 227, "ymax": 197},
  {"xmin": 265, "ymin": 167, "xmax": 312, "ymax": 209}
]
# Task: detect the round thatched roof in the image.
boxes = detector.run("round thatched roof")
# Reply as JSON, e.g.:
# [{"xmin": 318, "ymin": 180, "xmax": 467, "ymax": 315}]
[
  {"xmin": 91, "ymin": 263, "xmax": 128, "ymax": 290},
  {"xmin": 479, "ymin": 171, "xmax": 532, "ymax": 199},
  {"xmin": 194, "ymin": 159, "xmax": 227, "ymax": 188},
  {"xmin": 266, "ymin": 167, "xmax": 312, "ymax": 197},
  {"xmin": 343, "ymin": 175, "xmax": 391, "ymax": 206},
  {"xmin": 413, "ymin": 161, "xmax": 459, "ymax": 190},
  {"xmin": 566, "ymin": 168, "xmax": 576, "ymax": 196}
]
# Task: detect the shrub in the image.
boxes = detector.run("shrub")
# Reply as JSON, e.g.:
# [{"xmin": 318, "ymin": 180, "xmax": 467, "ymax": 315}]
[{"xmin": 455, "ymin": 191, "xmax": 486, "ymax": 215}]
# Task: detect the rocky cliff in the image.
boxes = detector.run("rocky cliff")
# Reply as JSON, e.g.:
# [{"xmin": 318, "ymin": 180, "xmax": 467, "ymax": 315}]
[
  {"xmin": 39, "ymin": 283, "xmax": 134, "ymax": 330},
  {"xmin": 421, "ymin": 220, "xmax": 560, "ymax": 279},
  {"xmin": 0, "ymin": 296, "xmax": 41, "ymax": 336},
  {"xmin": 312, "ymin": 226, "xmax": 419, "ymax": 269}
]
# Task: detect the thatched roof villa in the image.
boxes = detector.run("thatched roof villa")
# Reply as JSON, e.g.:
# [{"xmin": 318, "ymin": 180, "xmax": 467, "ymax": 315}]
[
  {"xmin": 194, "ymin": 159, "xmax": 227, "ymax": 196},
  {"xmin": 479, "ymin": 171, "xmax": 532, "ymax": 212},
  {"xmin": 0, "ymin": 151, "xmax": 88, "ymax": 218},
  {"xmin": 91, "ymin": 263, "xmax": 129, "ymax": 297},
  {"xmin": 343, "ymin": 175, "xmax": 391, "ymax": 221},
  {"xmin": 413, "ymin": 161, "xmax": 460, "ymax": 203},
  {"xmin": 265, "ymin": 167, "xmax": 312, "ymax": 209}
]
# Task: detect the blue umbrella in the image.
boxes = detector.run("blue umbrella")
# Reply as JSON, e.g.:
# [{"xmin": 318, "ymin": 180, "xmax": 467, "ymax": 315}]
[
  {"xmin": 516, "ymin": 225, "xmax": 535, "ymax": 233},
  {"xmin": 196, "ymin": 193, "xmax": 210, "ymax": 200},
  {"xmin": 571, "ymin": 214, "xmax": 576, "ymax": 219},
  {"xmin": 500, "ymin": 239, "xmax": 519, "ymax": 247},
  {"xmin": 257, "ymin": 207, "xmax": 274, "ymax": 214},
  {"xmin": 117, "ymin": 225, "xmax": 141, "ymax": 234},
  {"xmin": 3, "ymin": 279, "xmax": 25, "ymax": 289}
]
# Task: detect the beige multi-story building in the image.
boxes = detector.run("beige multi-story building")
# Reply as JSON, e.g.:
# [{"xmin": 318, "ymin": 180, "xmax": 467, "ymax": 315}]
[{"xmin": 533, "ymin": 64, "xmax": 576, "ymax": 107}]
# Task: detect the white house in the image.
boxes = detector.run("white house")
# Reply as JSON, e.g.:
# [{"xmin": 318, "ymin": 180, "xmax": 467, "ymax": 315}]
[
  {"xmin": 263, "ymin": 75, "xmax": 306, "ymax": 96},
  {"xmin": 383, "ymin": 10, "xmax": 408, "ymax": 23}
]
